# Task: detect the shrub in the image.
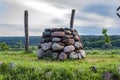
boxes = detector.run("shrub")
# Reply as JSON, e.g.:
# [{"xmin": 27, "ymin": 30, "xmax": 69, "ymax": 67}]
[{"xmin": 0, "ymin": 42, "xmax": 10, "ymax": 51}]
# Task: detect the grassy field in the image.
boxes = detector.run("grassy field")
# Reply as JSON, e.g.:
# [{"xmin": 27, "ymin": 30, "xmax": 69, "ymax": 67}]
[{"xmin": 0, "ymin": 50, "xmax": 120, "ymax": 80}]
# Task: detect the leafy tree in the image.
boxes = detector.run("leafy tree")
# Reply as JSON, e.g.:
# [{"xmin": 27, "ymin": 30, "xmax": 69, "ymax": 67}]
[
  {"xmin": 102, "ymin": 28, "xmax": 111, "ymax": 49},
  {"xmin": 0, "ymin": 42, "xmax": 10, "ymax": 51}
]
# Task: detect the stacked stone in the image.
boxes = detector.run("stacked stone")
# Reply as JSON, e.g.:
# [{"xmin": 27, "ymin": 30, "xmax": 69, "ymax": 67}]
[{"xmin": 37, "ymin": 28, "xmax": 86, "ymax": 60}]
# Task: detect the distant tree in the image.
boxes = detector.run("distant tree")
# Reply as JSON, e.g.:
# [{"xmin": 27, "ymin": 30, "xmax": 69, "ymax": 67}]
[
  {"xmin": 0, "ymin": 42, "xmax": 10, "ymax": 51},
  {"xmin": 15, "ymin": 40, "xmax": 24, "ymax": 49},
  {"xmin": 102, "ymin": 28, "xmax": 111, "ymax": 49}
]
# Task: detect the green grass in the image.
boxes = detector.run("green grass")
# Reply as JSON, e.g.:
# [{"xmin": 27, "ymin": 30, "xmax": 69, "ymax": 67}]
[{"xmin": 0, "ymin": 50, "xmax": 120, "ymax": 80}]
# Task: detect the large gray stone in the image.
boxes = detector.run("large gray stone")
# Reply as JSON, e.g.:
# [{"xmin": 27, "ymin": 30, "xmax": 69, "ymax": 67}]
[
  {"xmin": 79, "ymin": 50, "xmax": 86, "ymax": 58},
  {"xmin": 37, "ymin": 48, "xmax": 44, "ymax": 59},
  {"xmin": 41, "ymin": 42, "xmax": 52, "ymax": 51},
  {"xmin": 52, "ymin": 38, "xmax": 61, "ymax": 42},
  {"xmin": 59, "ymin": 52, "xmax": 67, "ymax": 60},
  {"xmin": 74, "ymin": 42, "xmax": 83, "ymax": 49},
  {"xmin": 51, "ymin": 31, "xmax": 65, "ymax": 37},
  {"xmin": 69, "ymin": 52, "xmax": 78, "ymax": 59},
  {"xmin": 52, "ymin": 43, "xmax": 64, "ymax": 51},
  {"xmin": 64, "ymin": 45, "xmax": 75, "ymax": 53},
  {"xmin": 63, "ymin": 39, "xmax": 74, "ymax": 46}
]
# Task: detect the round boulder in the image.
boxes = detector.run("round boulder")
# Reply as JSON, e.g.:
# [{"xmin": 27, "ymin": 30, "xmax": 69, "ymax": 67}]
[
  {"xmin": 63, "ymin": 39, "xmax": 74, "ymax": 46},
  {"xmin": 74, "ymin": 42, "xmax": 83, "ymax": 49},
  {"xmin": 59, "ymin": 52, "xmax": 67, "ymax": 60},
  {"xmin": 51, "ymin": 31, "xmax": 65, "ymax": 37},
  {"xmin": 69, "ymin": 52, "xmax": 78, "ymax": 59},
  {"xmin": 41, "ymin": 42, "xmax": 52, "ymax": 51},
  {"xmin": 64, "ymin": 45, "xmax": 75, "ymax": 53},
  {"xmin": 37, "ymin": 48, "xmax": 44, "ymax": 59},
  {"xmin": 52, "ymin": 43, "xmax": 64, "ymax": 51},
  {"xmin": 79, "ymin": 50, "xmax": 86, "ymax": 58}
]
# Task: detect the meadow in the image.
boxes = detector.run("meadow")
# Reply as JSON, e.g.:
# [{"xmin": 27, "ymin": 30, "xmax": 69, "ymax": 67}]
[{"xmin": 0, "ymin": 50, "xmax": 120, "ymax": 80}]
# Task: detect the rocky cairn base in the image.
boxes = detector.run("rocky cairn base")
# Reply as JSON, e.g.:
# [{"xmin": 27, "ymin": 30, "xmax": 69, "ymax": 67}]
[{"xmin": 37, "ymin": 28, "xmax": 86, "ymax": 60}]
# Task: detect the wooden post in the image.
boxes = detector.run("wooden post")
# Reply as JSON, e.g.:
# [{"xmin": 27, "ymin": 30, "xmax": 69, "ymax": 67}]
[
  {"xmin": 70, "ymin": 9, "xmax": 75, "ymax": 29},
  {"xmin": 24, "ymin": 10, "xmax": 29, "ymax": 52}
]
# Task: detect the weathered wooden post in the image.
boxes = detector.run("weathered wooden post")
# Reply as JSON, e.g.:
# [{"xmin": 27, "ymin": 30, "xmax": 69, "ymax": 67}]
[
  {"xmin": 70, "ymin": 9, "xmax": 75, "ymax": 29},
  {"xmin": 24, "ymin": 10, "xmax": 29, "ymax": 52}
]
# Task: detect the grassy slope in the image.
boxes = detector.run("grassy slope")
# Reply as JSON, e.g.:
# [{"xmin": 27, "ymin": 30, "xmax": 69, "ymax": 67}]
[{"xmin": 0, "ymin": 50, "xmax": 120, "ymax": 80}]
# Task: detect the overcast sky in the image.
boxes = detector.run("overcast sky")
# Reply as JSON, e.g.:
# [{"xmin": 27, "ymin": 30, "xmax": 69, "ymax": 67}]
[{"xmin": 0, "ymin": 0, "xmax": 120, "ymax": 36}]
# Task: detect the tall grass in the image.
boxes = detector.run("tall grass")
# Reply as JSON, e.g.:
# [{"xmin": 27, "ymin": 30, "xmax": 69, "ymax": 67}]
[{"xmin": 0, "ymin": 50, "xmax": 120, "ymax": 80}]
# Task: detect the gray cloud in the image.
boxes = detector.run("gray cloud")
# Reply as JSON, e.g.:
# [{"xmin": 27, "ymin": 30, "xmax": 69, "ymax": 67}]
[{"xmin": 0, "ymin": 0, "xmax": 120, "ymax": 36}]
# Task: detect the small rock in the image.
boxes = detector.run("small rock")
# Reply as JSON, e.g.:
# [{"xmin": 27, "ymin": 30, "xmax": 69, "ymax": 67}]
[
  {"xmin": 69, "ymin": 52, "xmax": 78, "ymax": 59},
  {"xmin": 64, "ymin": 30, "xmax": 72, "ymax": 34},
  {"xmin": 45, "ymin": 28, "xmax": 52, "ymax": 32},
  {"xmin": 0, "ymin": 62, "xmax": 4, "ymax": 66},
  {"xmin": 62, "ymin": 35, "xmax": 73, "ymax": 40},
  {"xmin": 64, "ymin": 45, "xmax": 75, "ymax": 53},
  {"xmin": 44, "ymin": 37, "xmax": 52, "ymax": 42},
  {"xmin": 78, "ymin": 53, "xmax": 82, "ymax": 59},
  {"xmin": 44, "ymin": 50, "xmax": 53, "ymax": 58},
  {"xmin": 90, "ymin": 66, "xmax": 97, "ymax": 73},
  {"xmin": 103, "ymin": 73, "xmax": 112, "ymax": 80},
  {"xmin": 46, "ymin": 71, "xmax": 53, "ymax": 78},
  {"xmin": 9, "ymin": 62, "xmax": 16, "ymax": 69},
  {"xmin": 56, "ymin": 28, "xmax": 64, "ymax": 31},
  {"xmin": 74, "ymin": 35, "xmax": 80, "ymax": 41},
  {"xmin": 79, "ymin": 50, "xmax": 86, "ymax": 58},
  {"xmin": 41, "ymin": 42, "xmax": 52, "ymax": 51},
  {"xmin": 40, "ymin": 39, "xmax": 45, "ymax": 43},
  {"xmin": 59, "ymin": 52, "xmax": 67, "ymax": 60},
  {"xmin": 38, "ymin": 44, "xmax": 41, "ymax": 49},
  {"xmin": 43, "ymin": 32, "xmax": 51, "ymax": 38},
  {"xmin": 51, "ymin": 31, "xmax": 65, "ymax": 37},
  {"xmin": 117, "ymin": 67, "xmax": 120, "ymax": 74},
  {"xmin": 52, "ymin": 38, "xmax": 61, "ymax": 42},
  {"xmin": 52, "ymin": 43, "xmax": 64, "ymax": 51},
  {"xmin": 51, "ymin": 28, "xmax": 58, "ymax": 32},
  {"xmin": 73, "ymin": 32, "xmax": 79, "ymax": 36},
  {"xmin": 64, "ymin": 28, "xmax": 71, "ymax": 30},
  {"xmin": 74, "ymin": 42, "xmax": 83, "ymax": 49},
  {"xmin": 63, "ymin": 39, "xmax": 74, "ymax": 46},
  {"xmin": 52, "ymin": 53, "xmax": 58, "ymax": 59},
  {"xmin": 37, "ymin": 48, "xmax": 44, "ymax": 59},
  {"xmin": 58, "ymin": 42, "xmax": 65, "ymax": 46}
]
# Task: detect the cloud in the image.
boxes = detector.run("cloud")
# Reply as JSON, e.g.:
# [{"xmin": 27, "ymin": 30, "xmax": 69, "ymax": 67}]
[
  {"xmin": 13, "ymin": 0, "xmax": 69, "ymax": 18},
  {"xmin": 0, "ymin": 0, "xmax": 120, "ymax": 36},
  {"xmin": 82, "ymin": 4, "xmax": 112, "ymax": 16}
]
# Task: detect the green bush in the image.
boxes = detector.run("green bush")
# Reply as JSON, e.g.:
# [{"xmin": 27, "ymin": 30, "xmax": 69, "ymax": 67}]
[{"xmin": 0, "ymin": 42, "xmax": 10, "ymax": 51}]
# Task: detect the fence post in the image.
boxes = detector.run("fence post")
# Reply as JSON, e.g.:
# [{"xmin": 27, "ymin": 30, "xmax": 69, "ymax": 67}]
[
  {"xmin": 70, "ymin": 9, "xmax": 75, "ymax": 29},
  {"xmin": 24, "ymin": 10, "xmax": 29, "ymax": 52}
]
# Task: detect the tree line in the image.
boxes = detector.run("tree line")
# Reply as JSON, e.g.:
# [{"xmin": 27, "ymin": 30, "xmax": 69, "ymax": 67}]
[{"xmin": 0, "ymin": 35, "xmax": 120, "ymax": 50}]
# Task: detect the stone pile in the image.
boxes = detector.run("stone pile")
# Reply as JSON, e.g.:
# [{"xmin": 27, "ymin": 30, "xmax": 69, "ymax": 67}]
[{"xmin": 37, "ymin": 28, "xmax": 86, "ymax": 60}]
